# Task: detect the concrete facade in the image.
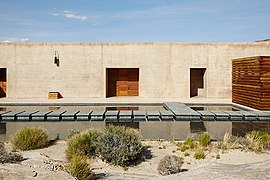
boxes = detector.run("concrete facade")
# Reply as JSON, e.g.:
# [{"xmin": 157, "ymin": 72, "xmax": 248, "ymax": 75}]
[{"xmin": 1, "ymin": 42, "xmax": 270, "ymax": 99}]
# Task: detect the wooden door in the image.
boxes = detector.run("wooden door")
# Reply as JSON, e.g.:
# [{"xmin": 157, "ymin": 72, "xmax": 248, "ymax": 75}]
[{"xmin": 106, "ymin": 68, "xmax": 139, "ymax": 97}]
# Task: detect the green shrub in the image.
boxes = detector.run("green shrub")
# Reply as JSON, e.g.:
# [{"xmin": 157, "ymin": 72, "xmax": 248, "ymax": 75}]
[
  {"xmin": 67, "ymin": 155, "xmax": 95, "ymax": 180},
  {"xmin": 0, "ymin": 142, "xmax": 24, "ymax": 163},
  {"xmin": 184, "ymin": 137, "xmax": 197, "ymax": 149},
  {"xmin": 11, "ymin": 126, "xmax": 48, "ymax": 151},
  {"xmin": 184, "ymin": 152, "xmax": 190, "ymax": 157},
  {"xmin": 198, "ymin": 132, "xmax": 211, "ymax": 147},
  {"xmin": 194, "ymin": 150, "xmax": 206, "ymax": 159},
  {"xmin": 66, "ymin": 129, "xmax": 100, "ymax": 161},
  {"xmin": 179, "ymin": 145, "xmax": 188, "ymax": 152},
  {"xmin": 97, "ymin": 125, "xmax": 143, "ymax": 167},
  {"xmin": 157, "ymin": 155, "xmax": 184, "ymax": 176}
]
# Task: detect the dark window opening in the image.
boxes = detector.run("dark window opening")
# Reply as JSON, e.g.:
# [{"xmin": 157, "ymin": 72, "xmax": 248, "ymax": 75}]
[{"xmin": 190, "ymin": 68, "xmax": 206, "ymax": 98}]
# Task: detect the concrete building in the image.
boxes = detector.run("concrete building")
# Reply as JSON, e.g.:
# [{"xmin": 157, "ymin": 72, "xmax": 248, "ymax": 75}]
[{"xmin": 0, "ymin": 42, "xmax": 270, "ymax": 100}]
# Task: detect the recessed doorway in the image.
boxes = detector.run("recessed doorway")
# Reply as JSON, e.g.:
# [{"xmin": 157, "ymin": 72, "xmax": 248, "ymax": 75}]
[
  {"xmin": 106, "ymin": 68, "xmax": 139, "ymax": 97},
  {"xmin": 0, "ymin": 68, "xmax": 7, "ymax": 98},
  {"xmin": 190, "ymin": 68, "xmax": 206, "ymax": 98}
]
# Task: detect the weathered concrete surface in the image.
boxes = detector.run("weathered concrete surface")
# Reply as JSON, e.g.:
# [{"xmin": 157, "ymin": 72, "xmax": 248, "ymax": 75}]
[{"xmin": 1, "ymin": 42, "xmax": 270, "ymax": 99}]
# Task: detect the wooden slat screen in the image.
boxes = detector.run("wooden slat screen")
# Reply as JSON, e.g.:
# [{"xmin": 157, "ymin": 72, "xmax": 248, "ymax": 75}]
[
  {"xmin": 107, "ymin": 68, "xmax": 139, "ymax": 97},
  {"xmin": 232, "ymin": 56, "xmax": 270, "ymax": 110}
]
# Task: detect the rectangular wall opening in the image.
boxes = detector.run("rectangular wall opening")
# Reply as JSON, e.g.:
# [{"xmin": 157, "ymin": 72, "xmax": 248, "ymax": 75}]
[
  {"xmin": 190, "ymin": 68, "xmax": 206, "ymax": 98},
  {"xmin": 0, "ymin": 68, "xmax": 7, "ymax": 98},
  {"xmin": 106, "ymin": 68, "xmax": 139, "ymax": 97}
]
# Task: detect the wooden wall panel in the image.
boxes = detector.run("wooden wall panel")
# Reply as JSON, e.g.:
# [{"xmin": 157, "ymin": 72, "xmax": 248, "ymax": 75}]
[{"xmin": 232, "ymin": 56, "xmax": 270, "ymax": 110}]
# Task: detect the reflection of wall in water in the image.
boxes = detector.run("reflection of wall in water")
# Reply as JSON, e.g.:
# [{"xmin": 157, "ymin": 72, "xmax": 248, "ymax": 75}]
[{"xmin": 232, "ymin": 122, "xmax": 270, "ymax": 136}]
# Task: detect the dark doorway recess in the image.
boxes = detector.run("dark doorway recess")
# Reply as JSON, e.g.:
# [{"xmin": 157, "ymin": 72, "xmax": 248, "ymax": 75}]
[
  {"xmin": 0, "ymin": 68, "xmax": 6, "ymax": 98},
  {"xmin": 106, "ymin": 68, "xmax": 139, "ymax": 97},
  {"xmin": 190, "ymin": 68, "xmax": 206, "ymax": 98}
]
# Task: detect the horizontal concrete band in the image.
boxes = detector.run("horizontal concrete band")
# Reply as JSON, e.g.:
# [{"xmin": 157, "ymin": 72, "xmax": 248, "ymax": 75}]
[{"xmin": 1, "ymin": 109, "xmax": 270, "ymax": 122}]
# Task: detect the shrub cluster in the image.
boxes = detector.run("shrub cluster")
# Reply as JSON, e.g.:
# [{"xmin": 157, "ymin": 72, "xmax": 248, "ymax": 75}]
[
  {"xmin": 97, "ymin": 125, "xmax": 143, "ymax": 167},
  {"xmin": 11, "ymin": 126, "xmax": 48, "ymax": 151},
  {"xmin": 65, "ymin": 125, "xmax": 143, "ymax": 179},
  {"xmin": 157, "ymin": 155, "xmax": 184, "ymax": 176},
  {"xmin": 0, "ymin": 142, "xmax": 24, "ymax": 163}
]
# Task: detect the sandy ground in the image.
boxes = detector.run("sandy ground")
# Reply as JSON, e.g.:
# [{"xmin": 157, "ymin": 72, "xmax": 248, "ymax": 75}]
[{"xmin": 0, "ymin": 140, "xmax": 270, "ymax": 180}]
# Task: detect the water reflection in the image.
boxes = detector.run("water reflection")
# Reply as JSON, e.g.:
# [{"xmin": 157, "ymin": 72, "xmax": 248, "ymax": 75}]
[{"xmin": 0, "ymin": 121, "xmax": 269, "ymax": 141}]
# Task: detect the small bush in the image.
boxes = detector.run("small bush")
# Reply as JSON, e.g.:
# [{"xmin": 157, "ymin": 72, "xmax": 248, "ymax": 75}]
[
  {"xmin": 11, "ymin": 126, "xmax": 48, "ymax": 151},
  {"xmin": 157, "ymin": 155, "xmax": 184, "ymax": 176},
  {"xmin": 194, "ymin": 150, "xmax": 206, "ymax": 159},
  {"xmin": 0, "ymin": 142, "xmax": 24, "ymax": 163},
  {"xmin": 67, "ymin": 155, "xmax": 95, "ymax": 180},
  {"xmin": 179, "ymin": 145, "xmax": 188, "ymax": 152},
  {"xmin": 184, "ymin": 137, "xmax": 197, "ymax": 149},
  {"xmin": 97, "ymin": 125, "xmax": 143, "ymax": 167},
  {"xmin": 184, "ymin": 152, "xmax": 190, "ymax": 157},
  {"xmin": 198, "ymin": 132, "xmax": 211, "ymax": 147},
  {"xmin": 66, "ymin": 129, "xmax": 100, "ymax": 161}
]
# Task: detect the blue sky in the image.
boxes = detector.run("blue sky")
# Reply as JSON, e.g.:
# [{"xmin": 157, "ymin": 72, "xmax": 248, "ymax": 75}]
[{"xmin": 0, "ymin": 0, "xmax": 269, "ymax": 42}]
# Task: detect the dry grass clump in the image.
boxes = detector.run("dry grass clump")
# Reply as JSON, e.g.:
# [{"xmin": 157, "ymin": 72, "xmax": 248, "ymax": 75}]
[
  {"xmin": 66, "ymin": 129, "xmax": 101, "ymax": 161},
  {"xmin": 157, "ymin": 155, "xmax": 184, "ymax": 176},
  {"xmin": 245, "ymin": 131, "xmax": 270, "ymax": 153},
  {"xmin": 217, "ymin": 131, "xmax": 270, "ymax": 153},
  {"xmin": 11, "ymin": 126, "xmax": 48, "ymax": 151},
  {"xmin": 66, "ymin": 155, "xmax": 95, "ymax": 180},
  {"xmin": 0, "ymin": 142, "xmax": 24, "ymax": 163}
]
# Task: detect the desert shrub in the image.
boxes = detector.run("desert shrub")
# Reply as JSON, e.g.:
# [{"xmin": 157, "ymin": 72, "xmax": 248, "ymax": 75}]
[
  {"xmin": 97, "ymin": 125, "xmax": 143, "ymax": 167},
  {"xmin": 67, "ymin": 155, "xmax": 95, "ymax": 180},
  {"xmin": 184, "ymin": 152, "xmax": 190, "ymax": 157},
  {"xmin": 194, "ymin": 150, "xmax": 206, "ymax": 159},
  {"xmin": 11, "ymin": 126, "xmax": 48, "ymax": 151},
  {"xmin": 67, "ymin": 129, "xmax": 82, "ymax": 140},
  {"xmin": 157, "ymin": 155, "xmax": 184, "ymax": 176},
  {"xmin": 198, "ymin": 132, "xmax": 211, "ymax": 147},
  {"xmin": 184, "ymin": 137, "xmax": 197, "ymax": 149},
  {"xmin": 245, "ymin": 131, "xmax": 270, "ymax": 152},
  {"xmin": 179, "ymin": 145, "xmax": 188, "ymax": 152},
  {"xmin": 66, "ymin": 129, "xmax": 101, "ymax": 160},
  {"xmin": 0, "ymin": 142, "xmax": 24, "ymax": 163}
]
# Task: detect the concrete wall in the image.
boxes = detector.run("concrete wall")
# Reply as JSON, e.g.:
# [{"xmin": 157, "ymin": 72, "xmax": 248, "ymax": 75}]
[{"xmin": 0, "ymin": 42, "xmax": 270, "ymax": 99}]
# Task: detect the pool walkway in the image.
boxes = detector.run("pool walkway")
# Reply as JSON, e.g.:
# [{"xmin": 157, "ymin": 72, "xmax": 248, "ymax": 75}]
[{"xmin": 0, "ymin": 102, "xmax": 270, "ymax": 122}]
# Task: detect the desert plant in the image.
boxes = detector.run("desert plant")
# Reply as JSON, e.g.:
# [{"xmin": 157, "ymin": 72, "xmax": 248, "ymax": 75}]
[
  {"xmin": 179, "ymin": 145, "xmax": 188, "ymax": 152},
  {"xmin": 184, "ymin": 137, "xmax": 197, "ymax": 149},
  {"xmin": 184, "ymin": 152, "xmax": 190, "ymax": 157},
  {"xmin": 157, "ymin": 155, "xmax": 184, "ymax": 176},
  {"xmin": 194, "ymin": 150, "xmax": 206, "ymax": 159},
  {"xmin": 198, "ymin": 132, "xmax": 211, "ymax": 147},
  {"xmin": 67, "ymin": 155, "xmax": 95, "ymax": 180},
  {"xmin": 97, "ymin": 125, "xmax": 143, "ymax": 167},
  {"xmin": 0, "ymin": 142, "xmax": 24, "ymax": 163},
  {"xmin": 66, "ymin": 129, "xmax": 100, "ymax": 160},
  {"xmin": 67, "ymin": 129, "xmax": 82, "ymax": 140},
  {"xmin": 245, "ymin": 130, "xmax": 270, "ymax": 152},
  {"xmin": 11, "ymin": 126, "xmax": 48, "ymax": 151}
]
